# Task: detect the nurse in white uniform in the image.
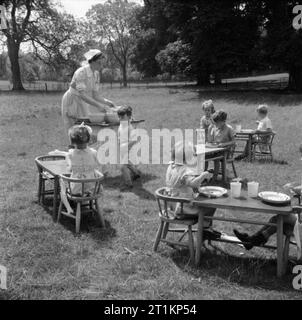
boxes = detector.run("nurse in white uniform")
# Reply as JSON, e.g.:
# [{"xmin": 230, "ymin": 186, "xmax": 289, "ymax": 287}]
[{"xmin": 61, "ymin": 49, "xmax": 116, "ymax": 135}]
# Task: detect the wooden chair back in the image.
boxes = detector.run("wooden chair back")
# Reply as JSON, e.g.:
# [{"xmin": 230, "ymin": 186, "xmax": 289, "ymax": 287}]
[
  {"xmin": 154, "ymin": 187, "xmax": 191, "ymax": 219},
  {"xmin": 60, "ymin": 174, "xmax": 103, "ymax": 201}
]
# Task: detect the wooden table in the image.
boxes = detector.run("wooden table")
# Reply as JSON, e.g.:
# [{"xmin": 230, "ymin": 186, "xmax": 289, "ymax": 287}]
[
  {"xmin": 35, "ymin": 156, "xmax": 69, "ymax": 219},
  {"xmin": 235, "ymin": 129, "xmax": 256, "ymax": 162},
  {"xmin": 193, "ymin": 191, "xmax": 293, "ymax": 277}
]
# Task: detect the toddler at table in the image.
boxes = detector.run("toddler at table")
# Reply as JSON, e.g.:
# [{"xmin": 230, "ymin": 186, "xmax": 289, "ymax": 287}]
[
  {"xmin": 117, "ymin": 106, "xmax": 141, "ymax": 189},
  {"xmin": 165, "ymin": 141, "xmax": 220, "ymax": 239},
  {"xmin": 207, "ymin": 110, "xmax": 235, "ymax": 178},
  {"xmin": 200, "ymin": 99, "xmax": 215, "ymax": 142},
  {"xmin": 59, "ymin": 123, "xmax": 104, "ymax": 218}
]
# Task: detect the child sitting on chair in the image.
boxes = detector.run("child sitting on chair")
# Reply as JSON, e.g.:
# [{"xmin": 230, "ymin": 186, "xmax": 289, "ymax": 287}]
[
  {"xmin": 200, "ymin": 99, "xmax": 215, "ymax": 142},
  {"xmin": 117, "ymin": 106, "xmax": 141, "ymax": 189},
  {"xmin": 207, "ymin": 110, "xmax": 235, "ymax": 178},
  {"xmin": 166, "ymin": 141, "xmax": 220, "ymax": 239},
  {"xmin": 66, "ymin": 123, "xmax": 103, "ymax": 195}
]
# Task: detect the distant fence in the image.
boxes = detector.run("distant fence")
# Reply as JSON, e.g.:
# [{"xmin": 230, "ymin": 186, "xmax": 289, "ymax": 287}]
[{"xmin": 0, "ymin": 76, "xmax": 289, "ymax": 92}]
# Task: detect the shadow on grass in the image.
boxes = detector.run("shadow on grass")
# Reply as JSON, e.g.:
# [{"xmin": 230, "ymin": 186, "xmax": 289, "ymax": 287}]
[
  {"xmin": 104, "ymin": 173, "xmax": 157, "ymax": 200},
  {"xmin": 40, "ymin": 199, "xmax": 117, "ymax": 243},
  {"xmin": 170, "ymin": 246, "xmax": 295, "ymax": 292}
]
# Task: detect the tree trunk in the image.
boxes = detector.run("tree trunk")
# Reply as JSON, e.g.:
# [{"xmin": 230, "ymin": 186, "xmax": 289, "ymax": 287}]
[
  {"xmin": 122, "ymin": 64, "xmax": 127, "ymax": 87},
  {"xmin": 288, "ymin": 66, "xmax": 302, "ymax": 92},
  {"xmin": 196, "ymin": 71, "xmax": 210, "ymax": 86},
  {"xmin": 214, "ymin": 72, "xmax": 222, "ymax": 85},
  {"xmin": 7, "ymin": 38, "xmax": 25, "ymax": 91}
]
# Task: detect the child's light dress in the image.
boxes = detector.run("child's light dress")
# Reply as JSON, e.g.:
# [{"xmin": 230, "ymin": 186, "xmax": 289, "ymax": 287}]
[{"xmin": 66, "ymin": 147, "xmax": 101, "ymax": 194}]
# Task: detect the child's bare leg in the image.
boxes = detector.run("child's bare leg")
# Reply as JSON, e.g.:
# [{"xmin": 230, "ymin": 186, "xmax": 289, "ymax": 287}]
[
  {"xmin": 121, "ymin": 165, "xmax": 133, "ymax": 187},
  {"xmin": 95, "ymin": 197, "xmax": 105, "ymax": 228}
]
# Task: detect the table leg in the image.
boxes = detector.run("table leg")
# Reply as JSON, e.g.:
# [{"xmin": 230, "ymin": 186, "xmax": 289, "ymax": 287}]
[
  {"xmin": 53, "ymin": 176, "xmax": 59, "ymax": 220},
  {"xmin": 277, "ymin": 215, "xmax": 284, "ymax": 277},
  {"xmin": 195, "ymin": 212, "xmax": 204, "ymax": 266}
]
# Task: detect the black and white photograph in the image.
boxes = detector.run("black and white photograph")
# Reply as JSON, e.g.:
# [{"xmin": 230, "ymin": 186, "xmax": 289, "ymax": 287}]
[{"xmin": 1, "ymin": 0, "xmax": 302, "ymax": 303}]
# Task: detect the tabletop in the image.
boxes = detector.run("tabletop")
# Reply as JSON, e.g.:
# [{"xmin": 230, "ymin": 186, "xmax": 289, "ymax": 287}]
[
  {"xmin": 193, "ymin": 191, "xmax": 293, "ymax": 215},
  {"xmin": 204, "ymin": 146, "xmax": 227, "ymax": 154},
  {"xmin": 37, "ymin": 159, "xmax": 69, "ymax": 176}
]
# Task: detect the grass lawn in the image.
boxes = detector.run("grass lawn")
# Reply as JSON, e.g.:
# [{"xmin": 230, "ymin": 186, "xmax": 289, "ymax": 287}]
[{"xmin": 1, "ymin": 87, "xmax": 302, "ymax": 300}]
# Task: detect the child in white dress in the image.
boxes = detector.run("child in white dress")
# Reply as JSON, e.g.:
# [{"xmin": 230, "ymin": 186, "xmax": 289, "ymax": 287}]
[{"xmin": 66, "ymin": 123, "xmax": 103, "ymax": 195}]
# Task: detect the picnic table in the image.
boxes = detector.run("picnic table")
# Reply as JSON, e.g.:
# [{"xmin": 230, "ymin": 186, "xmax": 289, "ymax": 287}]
[
  {"xmin": 234, "ymin": 129, "xmax": 256, "ymax": 162},
  {"xmin": 193, "ymin": 190, "xmax": 294, "ymax": 277}
]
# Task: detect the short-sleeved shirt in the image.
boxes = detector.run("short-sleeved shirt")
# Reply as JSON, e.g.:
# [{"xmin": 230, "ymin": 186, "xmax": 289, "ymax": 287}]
[
  {"xmin": 208, "ymin": 123, "xmax": 234, "ymax": 144},
  {"xmin": 257, "ymin": 116, "xmax": 272, "ymax": 131}
]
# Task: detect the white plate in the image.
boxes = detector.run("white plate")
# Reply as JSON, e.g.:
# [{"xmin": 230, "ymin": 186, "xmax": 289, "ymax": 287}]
[
  {"xmin": 198, "ymin": 186, "xmax": 228, "ymax": 198},
  {"xmin": 258, "ymin": 191, "xmax": 291, "ymax": 204}
]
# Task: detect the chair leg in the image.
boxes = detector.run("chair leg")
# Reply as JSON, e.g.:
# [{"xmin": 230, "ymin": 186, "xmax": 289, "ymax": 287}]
[
  {"xmin": 187, "ymin": 225, "xmax": 195, "ymax": 263},
  {"xmin": 75, "ymin": 203, "xmax": 81, "ymax": 234},
  {"xmin": 283, "ymin": 236, "xmax": 291, "ymax": 274},
  {"xmin": 38, "ymin": 173, "xmax": 42, "ymax": 203},
  {"xmin": 153, "ymin": 221, "xmax": 164, "ymax": 252},
  {"xmin": 95, "ymin": 198, "xmax": 105, "ymax": 228},
  {"xmin": 57, "ymin": 201, "xmax": 63, "ymax": 223},
  {"xmin": 162, "ymin": 222, "xmax": 169, "ymax": 239},
  {"xmin": 41, "ymin": 179, "xmax": 45, "ymax": 204}
]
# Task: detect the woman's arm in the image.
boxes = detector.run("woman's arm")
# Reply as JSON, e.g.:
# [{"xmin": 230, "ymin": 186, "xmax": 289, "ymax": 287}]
[{"xmin": 93, "ymin": 91, "xmax": 115, "ymax": 109}]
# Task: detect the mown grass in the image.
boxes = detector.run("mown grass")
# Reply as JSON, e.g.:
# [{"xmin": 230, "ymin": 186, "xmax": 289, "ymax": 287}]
[{"xmin": 1, "ymin": 88, "xmax": 302, "ymax": 300}]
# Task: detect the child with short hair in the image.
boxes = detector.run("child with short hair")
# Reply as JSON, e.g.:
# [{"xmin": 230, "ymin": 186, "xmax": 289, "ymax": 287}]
[
  {"xmin": 207, "ymin": 110, "xmax": 235, "ymax": 178},
  {"xmin": 256, "ymin": 104, "xmax": 272, "ymax": 132},
  {"xmin": 117, "ymin": 106, "xmax": 141, "ymax": 189},
  {"xmin": 166, "ymin": 141, "xmax": 220, "ymax": 238},
  {"xmin": 200, "ymin": 100, "xmax": 215, "ymax": 142}
]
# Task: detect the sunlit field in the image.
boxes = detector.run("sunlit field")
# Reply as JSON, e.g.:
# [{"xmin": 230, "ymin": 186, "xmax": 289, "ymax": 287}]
[{"xmin": 1, "ymin": 87, "xmax": 302, "ymax": 300}]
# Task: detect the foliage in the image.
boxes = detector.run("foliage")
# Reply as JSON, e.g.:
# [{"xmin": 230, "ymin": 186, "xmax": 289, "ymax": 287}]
[
  {"xmin": 86, "ymin": 0, "xmax": 140, "ymax": 87},
  {"xmin": 155, "ymin": 40, "xmax": 192, "ymax": 76}
]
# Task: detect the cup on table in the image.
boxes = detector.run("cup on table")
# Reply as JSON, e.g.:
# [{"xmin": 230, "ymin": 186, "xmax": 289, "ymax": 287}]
[
  {"xmin": 235, "ymin": 124, "xmax": 242, "ymax": 133},
  {"xmin": 230, "ymin": 182, "xmax": 241, "ymax": 198},
  {"xmin": 247, "ymin": 181, "xmax": 259, "ymax": 198}
]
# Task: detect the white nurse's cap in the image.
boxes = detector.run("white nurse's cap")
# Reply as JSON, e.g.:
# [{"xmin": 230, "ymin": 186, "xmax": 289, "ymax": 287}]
[{"xmin": 84, "ymin": 49, "xmax": 102, "ymax": 61}]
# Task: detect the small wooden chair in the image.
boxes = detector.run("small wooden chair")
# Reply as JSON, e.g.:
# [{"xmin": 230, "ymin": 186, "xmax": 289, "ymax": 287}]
[
  {"xmin": 57, "ymin": 174, "xmax": 105, "ymax": 233},
  {"xmin": 251, "ymin": 131, "xmax": 275, "ymax": 162},
  {"xmin": 153, "ymin": 187, "xmax": 198, "ymax": 262},
  {"xmin": 35, "ymin": 155, "xmax": 65, "ymax": 204}
]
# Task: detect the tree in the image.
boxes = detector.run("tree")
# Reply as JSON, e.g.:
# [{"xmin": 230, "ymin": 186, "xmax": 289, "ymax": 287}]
[
  {"xmin": 87, "ymin": 0, "xmax": 140, "ymax": 87},
  {"xmin": 155, "ymin": 40, "xmax": 192, "ymax": 77},
  {"xmin": 262, "ymin": 0, "xmax": 302, "ymax": 92}
]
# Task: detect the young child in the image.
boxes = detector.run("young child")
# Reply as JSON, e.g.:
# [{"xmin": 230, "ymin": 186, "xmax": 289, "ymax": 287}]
[
  {"xmin": 256, "ymin": 104, "xmax": 272, "ymax": 132},
  {"xmin": 59, "ymin": 123, "xmax": 104, "ymax": 221},
  {"xmin": 207, "ymin": 110, "xmax": 235, "ymax": 177},
  {"xmin": 117, "ymin": 106, "xmax": 141, "ymax": 189},
  {"xmin": 166, "ymin": 141, "xmax": 220, "ymax": 238},
  {"xmin": 200, "ymin": 100, "xmax": 215, "ymax": 142}
]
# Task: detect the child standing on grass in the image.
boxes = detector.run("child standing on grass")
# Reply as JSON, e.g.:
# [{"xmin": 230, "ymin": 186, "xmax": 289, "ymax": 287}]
[
  {"xmin": 200, "ymin": 99, "xmax": 215, "ymax": 142},
  {"xmin": 166, "ymin": 141, "xmax": 220, "ymax": 239},
  {"xmin": 118, "ymin": 106, "xmax": 141, "ymax": 189}
]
